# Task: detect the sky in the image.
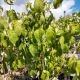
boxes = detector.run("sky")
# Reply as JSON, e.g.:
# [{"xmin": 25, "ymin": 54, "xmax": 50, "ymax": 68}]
[{"xmin": 0, "ymin": 0, "xmax": 80, "ymax": 19}]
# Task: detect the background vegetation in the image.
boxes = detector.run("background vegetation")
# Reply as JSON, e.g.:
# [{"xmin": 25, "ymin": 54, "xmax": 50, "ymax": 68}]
[{"xmin": 0, "ymin": 0, "xmax": 80, "ymax": 80}]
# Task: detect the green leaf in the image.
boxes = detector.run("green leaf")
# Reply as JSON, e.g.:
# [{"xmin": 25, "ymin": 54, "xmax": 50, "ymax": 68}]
[
  {"xmin": 7, "ymin": 10, "xmax": 18, "ymax": 21},
  {"xmin": 69, "ymin": 36, "xmax": 75, "ymax": 45},
  {"xmin": 51, "ymin": 49, "xmax": 57, "ymax": 55},
  {"xmin": 77, "ymin": 41, "xmax": 80, "ymax": 48},
  {"xmin": 0, "ymin": 6, "xmax": 3, "ymax": 12},
  {"xmin": 34, "ymin": 28, "xmax": 44, "ymax": 42},
  {"xmin": 0, "ymin": 17, "xmax": 8, "ymax": 32},
  {"xmin": 56, "ymin": 29, "xmax": 64, "ymax": 36},
  {"xmin": 29, "ymin": 44, "xmax": 38, "ymax": 57},
  {"xmin": 1, "ymin": 33, "xmax": 7, "ymax": 47},
  {"xmin": 34, "ymin": 0, "xmax": 44, "ymax": 12},
  {"xmin": 76, "ymin": 60, "xmax": 80, "ymax": 76},
  {"xmin": 53, "ymin": 0, "xmax": 63, "ymax": 9},
  {"xmin": 59, "ymin": 36, "xmax": 69, "ymax": 53},
  {"xmin": 12, "ymin": 60, "xmax": 17, "ymax": 70},
  {"xmin": 0, "ymin": 23, "xmax": 4, "ymax": 32},
  {"xmin": 7, "ymin": 30, "xmax": 19, "ymax": 44},
  {"xmin": 70, "ymin": 23, "xmax": 80, "ymax": 35},
  {"xmin": 48, "ymin": 62, "xmax": 54, "ymax": 71},
  {"xmin": 63, "ymin": 44, "xmax": 69, "ymax": 53},
  {"xmin": 19, "ymin": 43, "xmax": 24, "ymax": 50},
  {"xmin": 40, "ymin": 13, "xmax": 45, "ymax": 23},
  {"xmin": 59, "ymin": 36, "xmax": 64, "ymax": 49},
  {"xmin": 68, "ymin": 57, "xmax": 76, "ymax": 73},
  {"xmin": 30, "ymin": 70, "xmax": 36, "ymax": 77},
  {"xmin": 17, "ymin": 59, "xmax": 24, "ymax": 68},
  {"xmin": 46, "ymin": 26, "xmax": 55, "ymax": 42},
  {"xmin": 56, "ymin": 66, "xmax": 61, "ymax": 73},
  {"xmin": 11, "ymin": 20, "xmax": 26, "ymax": 36},
  {"xmin": 41, "ymin": 70, "xmax": 50, "ymax": 80}
]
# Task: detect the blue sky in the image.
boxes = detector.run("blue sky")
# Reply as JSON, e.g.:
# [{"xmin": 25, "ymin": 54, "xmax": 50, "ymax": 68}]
[
  {"xmin": 73, "ymin": 0, "xmax": 80, "ymax": 12},
  {"xmin": 0, "ymin": 0, "xmax": 80, "ymax": 19}
]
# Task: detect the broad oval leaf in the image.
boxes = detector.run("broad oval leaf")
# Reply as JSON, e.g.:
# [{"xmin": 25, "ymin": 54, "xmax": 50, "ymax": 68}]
[
  {"xmin": 34, "ymin": 0, "xmax": 44, "ymax": 12},
  {"xmin": 46, "ymin": 26, "xmax": 55, "ymax": 41},
  {"xmin": 7, "ymin": 30, "xmax": 19, "ymax": 44},
  {"xmin": 29, "ymin": 44, "xmax": 38, "ymax": 57},
  {"xmin": 53, "ymin": 0, "xmax": 63, "ymax": 9},
  {"xmin": 40, "ymin": 13, "xmax": 45, "ymax": 23},
  {"xmin": 34, "ymin": 28, "xmax": 44, "ymax": 42},
  {"xmin": 11, "ymin": 20, "xmax": 27, "ymax": 36},
  {"xmin": 41, "ymin": 70, "xmax": 50, "ymax": 80}
]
